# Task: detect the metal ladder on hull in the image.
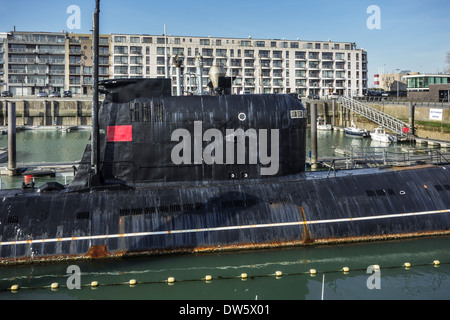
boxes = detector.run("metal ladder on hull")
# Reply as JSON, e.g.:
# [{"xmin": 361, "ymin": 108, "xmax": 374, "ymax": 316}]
[{"xmin": 338, "ymin": 96, "xmax": 411, "ymax": 138}]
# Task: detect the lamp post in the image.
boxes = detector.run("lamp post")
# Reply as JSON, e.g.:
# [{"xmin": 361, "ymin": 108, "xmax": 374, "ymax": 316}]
[{"xmin": 395, "ymin": 68, "xmax": 400, "ymax": 97}]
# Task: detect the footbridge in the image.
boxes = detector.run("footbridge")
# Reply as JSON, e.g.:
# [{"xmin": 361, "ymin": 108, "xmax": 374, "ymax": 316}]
[{"xmin": 338, "ymin": 96, "xmax": 411, "ymax": 138}]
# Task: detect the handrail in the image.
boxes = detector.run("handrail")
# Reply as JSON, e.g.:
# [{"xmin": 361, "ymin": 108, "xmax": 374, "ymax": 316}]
[{"xmin": 338, "ymin": 96, "xmax": 411, "ymax": 137}]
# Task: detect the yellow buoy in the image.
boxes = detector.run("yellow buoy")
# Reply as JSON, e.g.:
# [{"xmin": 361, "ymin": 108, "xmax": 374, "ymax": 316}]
[
  {"xmin": 50, "ymin": 282, "xmax": 59, "ymax": 290},
  {"xmin": 129, "ymin": 279, "xmax": 137, "ymax": 286},
  {"xmin": 433, "ymin": 260, "xmax": 440, "ymax": 266},
  {"xmin": 275, "ymin": 271, "xmax": 283, "ymax": 277},
  {"xmin": 342, "ymin": 267, "xmax": 349, "ymax": 273},
  {"xmin": 241, "ymin": 273, "xmax": 248, "ymax": 279},
  {"xmin": 205, "ymin": 275, "xmax": 212, "ymax": 282},
  {"xmin": 10, "ymin": 284, "xmax": 19, "ymax": 291},
  {"xmin": 309, "ymin": 269, "xmax": 317, "ymax": 275},
  {"xmin": 404, "ymin": 262, "xmax": 411, "ymax": 268},
  {"xmin": 167, "ymin": 277, "xmax": 175, "ymax": 284},
  {"xmin": 91, "ymin": 281, "xmax": 99, "ymax": 287}
]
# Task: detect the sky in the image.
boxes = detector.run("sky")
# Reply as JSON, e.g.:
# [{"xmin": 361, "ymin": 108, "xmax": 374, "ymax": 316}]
[{"xmin": 1, "ymin": 0, "xmax": 449, "ymax": 86}]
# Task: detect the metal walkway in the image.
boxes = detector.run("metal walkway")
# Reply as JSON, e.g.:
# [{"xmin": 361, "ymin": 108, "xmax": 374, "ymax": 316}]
[{"xmin": 338, "ymin": 96, "xmax": 411, "ymax": 138}]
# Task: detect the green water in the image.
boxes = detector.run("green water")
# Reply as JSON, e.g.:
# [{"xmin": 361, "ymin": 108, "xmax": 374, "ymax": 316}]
[
  {"xmin": 0, "ymin": 237, "xmax": 449, "ymax": 300},
  {"xmin": 0, "ymin": 129, "xmax": 90, "ymax": 189}
]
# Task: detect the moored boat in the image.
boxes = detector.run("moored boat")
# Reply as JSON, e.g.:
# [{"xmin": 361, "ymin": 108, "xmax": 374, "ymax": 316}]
[
  {"xmin": 317, "ymin": 117, "xmax": 333, "ymax": 131},
  {"xmin": 344, "ymin": 124, "xmax": 370, "ymax": 137},
  {"xmin": 371, "ymin": 126, "xmax": 397, "ymax": 143}
]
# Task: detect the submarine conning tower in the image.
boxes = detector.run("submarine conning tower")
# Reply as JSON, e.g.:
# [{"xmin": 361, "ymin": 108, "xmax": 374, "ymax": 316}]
[{"xmin": 86, "ymin": 77, "xmax": 307, "ymax": 185}]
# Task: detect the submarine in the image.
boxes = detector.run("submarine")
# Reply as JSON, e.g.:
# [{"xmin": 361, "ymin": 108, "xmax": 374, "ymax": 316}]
[{"xmin": 1, "ymin": 2, "xmax": 450, "ymax": 265}]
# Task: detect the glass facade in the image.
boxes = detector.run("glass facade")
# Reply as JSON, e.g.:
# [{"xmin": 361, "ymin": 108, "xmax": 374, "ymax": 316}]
[{"xmin": 407, "ymin": 76, "xmax": 450, "ymax": 89}]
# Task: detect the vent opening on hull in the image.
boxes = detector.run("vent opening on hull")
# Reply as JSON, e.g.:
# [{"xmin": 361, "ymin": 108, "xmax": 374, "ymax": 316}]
[{"xmin": 76, "ymin": 211, "xmax": 90, "ymax": 220}]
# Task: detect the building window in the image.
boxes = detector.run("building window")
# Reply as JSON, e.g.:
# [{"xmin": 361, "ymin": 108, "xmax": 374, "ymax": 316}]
[
  {"xmin": 114, "ymin": 46, "xmax": 128, "ymax": 54},
  {"xmin": 114, "ymin": 66, "xmax": 128, "ymax": 74},
  {"xmin": 114, "ymin": 36, "xmax": 126, "ymax": 43},
  {"xmin": 130, "ymin": 66, "xmax": 142, "ymax": 74},
  {"xmin": 200, "ymin": 39, "xmax": 210, "ymax": 45},
  {"xmin": 173, "ymin": 47, "xmax": 184, "ymax": 55},
  {"xmin": 114, "ymin": 56, "xmax": 128, "ymax": 64},
  {"xmin": 202, "ymin": 48, "xmax": 213, "ymax": 56},
  {"xmin": 130, "ymin": 56, "xmax": 142, "ymax": 64},
  {"xmin": 216, "ymin": 49, "xmax": 227, "ymax": 57}
]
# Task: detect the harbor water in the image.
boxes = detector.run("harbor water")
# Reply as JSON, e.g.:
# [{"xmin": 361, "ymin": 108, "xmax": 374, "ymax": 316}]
[{"xmin": 0, "ymin": 128, "xmax": 449, "ymax": 302}]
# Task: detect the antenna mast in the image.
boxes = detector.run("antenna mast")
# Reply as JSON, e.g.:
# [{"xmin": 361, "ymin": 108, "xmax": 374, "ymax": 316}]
[{"xmin": 91, "ymin": 0, "xmax": 101, "ymax": 184}]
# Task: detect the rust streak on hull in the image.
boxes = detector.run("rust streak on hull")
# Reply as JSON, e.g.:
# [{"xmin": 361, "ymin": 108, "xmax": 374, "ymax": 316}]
[{"xmin": 2, "ymin": 230, "xmax": 450, "ymax": 266}]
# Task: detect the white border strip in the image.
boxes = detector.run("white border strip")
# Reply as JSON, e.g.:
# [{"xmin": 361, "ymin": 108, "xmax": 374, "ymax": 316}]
[{"xmin": 1, "ymin": 209, "xmax": 449, "ymax": 247}]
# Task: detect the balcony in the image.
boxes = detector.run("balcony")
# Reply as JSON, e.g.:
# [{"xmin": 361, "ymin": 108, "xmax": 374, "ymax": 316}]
[
  {"xmin": 8, "ymin": 69, "xmax": 27, "ymax": 74},
  {"xmin": 38, "ymin": 49, "xmax": 65, "ymax": 54},
  {"xmin": 49, "ymin": 70, "xmax": 65, "ymax": 75},
  {"xmin": 9, "ymin": 58, "xmax": 35, "ymax": 64},
  {"xmin": 273, "ymin": 53, "xmax": 283, "ymax": 59},
  {"xmin": 69, "ymin": 48, "xmax": 81, "ymax": 54},
  {"xmin": 9, "ymin": 48, "xmax": 36, "ymax": 54},
  {"xmin": 38, "ymin": 59, "xmax": 65, "ymax": 64},
  {"xmin": 49, "ymin": 79, "xmax": 64, "ymax": 85}
]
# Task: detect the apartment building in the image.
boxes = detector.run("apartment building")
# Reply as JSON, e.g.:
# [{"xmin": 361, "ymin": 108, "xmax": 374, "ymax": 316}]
[
  {"xmin": 66, "ymin": 33, "xmax": 110, "ymax": 95},
  {"xmin": 110, "ymin": 34, "xmax": 368, "ymax": 97},
  {"xmin": 1, "ymin": 30, "xmax": 110, "ymax": 96},
  {"xmin": 0, "ymin": 33, "xmax": 6, "ymax": 91},
  {"xmin": 3, "ymin": 31, "xmax": 67, "ymax": 96},
  {"xmin": 1, "ymin": 30, "xmax": 368, "ymax": 97}
]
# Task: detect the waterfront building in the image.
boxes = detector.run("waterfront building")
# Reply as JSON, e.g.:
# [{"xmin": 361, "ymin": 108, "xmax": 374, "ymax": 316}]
[
  {"xmin": 109, "ymin": 34, "xmax": 368, "ymax": 97},
  {"xmin": 403, "ymin": 74, "xmax": 450, "ymax": 101},
  {"xmin": 0, "ymin": 33, "xmax": 6, "ymax": 92},
  {"xmin": 65, "ymin": 33, "xmax": 111, "ymax": 95},
  {"xmin": 377, "ymin": 71, "xmax": 419, "ymax": 94},
  {"xmin": 1, "ymin": 30, "xmax": 111, "ymax": 96},
  {"xmin": 3, "ymin": 31, "xmax": 67, "ymax": 96},
  {"xmin": 0, "ymin": 30, "xmax": 368, "ymax": 97}
]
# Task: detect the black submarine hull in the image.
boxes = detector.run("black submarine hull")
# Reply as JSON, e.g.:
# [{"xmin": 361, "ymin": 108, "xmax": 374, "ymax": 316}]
[{"xmin": 1, "ymin": 164, "xmax": 449, "ymax": 263}]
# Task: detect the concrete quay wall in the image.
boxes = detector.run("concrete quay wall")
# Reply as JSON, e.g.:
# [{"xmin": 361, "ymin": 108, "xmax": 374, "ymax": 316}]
[{"xmin": 0, "ymin": 99, "xmax": 93, "ymax": 127}]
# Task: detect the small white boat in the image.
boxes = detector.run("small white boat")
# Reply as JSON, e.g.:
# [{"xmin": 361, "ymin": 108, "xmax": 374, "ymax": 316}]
[
  {"xmin": 371, "ymin": 126, "xmax": 397, "ymax": 143},
  {"xmin": 344, "ymin": 124, "xmax": 370, "ymax": 137},
  {"xmin": 317, "ymin": 117, "xmax": 332, "ymax": 131}
]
